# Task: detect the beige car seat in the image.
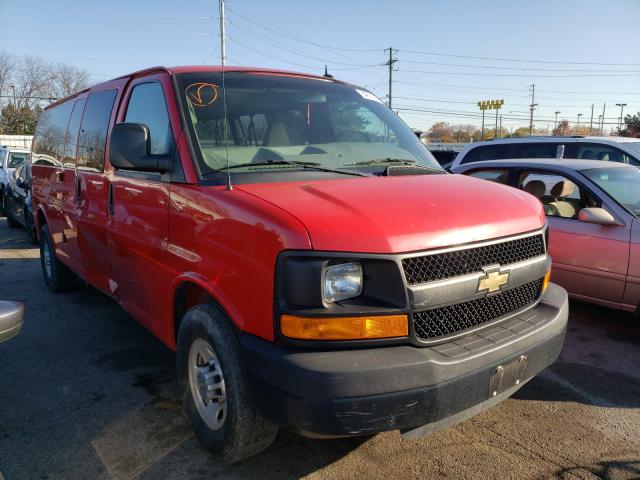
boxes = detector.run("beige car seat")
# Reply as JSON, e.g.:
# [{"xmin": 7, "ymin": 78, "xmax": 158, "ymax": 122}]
[
  {"xmin": 523, "ymin": 180, "xmax": 545, "ymax": 199},
  {"xmin": 548, "ymin": 180, "xmax": 578, "ymax": 218}
]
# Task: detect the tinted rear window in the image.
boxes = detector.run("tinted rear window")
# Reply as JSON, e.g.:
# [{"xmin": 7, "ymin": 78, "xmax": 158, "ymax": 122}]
[
  {"xmin": 78, "ymin": 90, "xmax": 117, "ymax": 171},
  {"xmin": 32, "ymin": 102, "xmax": 74, "ymax": 167},
  {"xmin": 460, "ymin": 144, "xmax": 511, "ymax": 164},
  {"xmin": 512, "ymin": 143, "xmax": 558, "ymax": 158}
]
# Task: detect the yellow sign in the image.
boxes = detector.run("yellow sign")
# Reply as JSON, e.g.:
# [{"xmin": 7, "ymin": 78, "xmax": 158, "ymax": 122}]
[
  {"xmin": 477, "ymin": 99, "xmax": 505, "ymax": 110},
  {"xmin": 478, "ymin": 269, "xmax": 510, "ymax": 294}
]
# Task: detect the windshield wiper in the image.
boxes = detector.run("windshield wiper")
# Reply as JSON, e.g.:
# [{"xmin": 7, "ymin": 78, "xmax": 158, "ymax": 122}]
[
  {"xmin": 212, "ymin": 160, "xmax": 367, "ymax": 177},
  {"xmin": 345, "ymin": 158, "xmax": 418, "ymax": 167}
]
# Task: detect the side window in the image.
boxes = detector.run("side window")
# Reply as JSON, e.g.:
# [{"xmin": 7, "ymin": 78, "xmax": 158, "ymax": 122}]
[
  {"xmin": 576, "ymin": 143, "xmax": 630, "ymax": 164},
  {"xmin": 467, "ymin": 169, "xmax": 510, "ymax": 185},
  {"xmin": 460, "ymin": 145, "xmax": 511, "ymax": 164},
  {"xmin": 8, "ymin": 152, "xmax": 29, "ymax": 169},
  {"xmin": 78, "ymin": 90, "xmax": 117, "ymax": 171},
  {"xmin": 32, "ymin": 102, "xmax": 74, "ymax": 167},
  {"xmin": 519, "ymin": 170, "xmax": 599, "ymax": 220},
  {"xmin": 512, "ymin": 143, "xmax": 558, "ymax": 159},
  {"xmin": 62, "ymin": 98, "xmax": 86, "ymax": 168},
  {"xmin": 125, "ymin": 82, "xmax": 173, "ymax": 155},
  {"xmin": 14, "ymin": 163, "xmax": 25, "ymax": 182}
]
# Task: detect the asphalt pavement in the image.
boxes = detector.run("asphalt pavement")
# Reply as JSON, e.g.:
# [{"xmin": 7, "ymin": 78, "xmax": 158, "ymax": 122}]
[{"xmin": 0, "ymin": 219, "xmax": 638, "ymax": 480}]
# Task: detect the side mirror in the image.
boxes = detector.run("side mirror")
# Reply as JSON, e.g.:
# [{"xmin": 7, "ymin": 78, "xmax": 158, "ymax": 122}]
[
  {"xmin": 109, "ymin": 123, "xmax": 171, "ymax": 173},
  {"xmin": 16, "ymin": 178, "xmax": 27, "ymax": 189},
  {"xmin": 578, "ymin": 207, "xmax": 618, "ymax": 226}
]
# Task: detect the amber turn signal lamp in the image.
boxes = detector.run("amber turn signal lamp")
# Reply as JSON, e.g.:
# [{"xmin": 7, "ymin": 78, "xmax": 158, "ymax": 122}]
[
  {"xmin": 280, "ymin": 314, "xmax": 409, "ymax": 340},
  {"xmin": 542, "ymin": 267, "xmax": 552, "ymax": 294}
]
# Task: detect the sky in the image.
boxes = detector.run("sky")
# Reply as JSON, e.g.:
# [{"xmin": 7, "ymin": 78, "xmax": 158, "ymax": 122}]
[{"xmin": 1, "ymin": 0, "xmax": 639, "ymax": 134}]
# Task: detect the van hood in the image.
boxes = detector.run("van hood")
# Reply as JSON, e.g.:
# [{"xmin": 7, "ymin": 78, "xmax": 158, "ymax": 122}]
[{"xmin": 237, "ymin": 174, "xmax": 545, "ymax": 254}]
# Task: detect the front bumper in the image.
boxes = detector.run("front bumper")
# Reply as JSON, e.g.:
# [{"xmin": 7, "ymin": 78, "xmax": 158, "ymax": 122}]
[
  {"xmin": 0, "ymin": 301, "xmax": 24, "ymax": 343},
  {"xmin": 241, "ymin": 283, "xmax": 568, "ymax": 438}
]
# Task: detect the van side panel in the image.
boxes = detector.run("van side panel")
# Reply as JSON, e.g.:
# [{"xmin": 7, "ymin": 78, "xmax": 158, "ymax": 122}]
[{"xmin": 165, "ymin": 184, "xmax": 311, "ymax": 346}]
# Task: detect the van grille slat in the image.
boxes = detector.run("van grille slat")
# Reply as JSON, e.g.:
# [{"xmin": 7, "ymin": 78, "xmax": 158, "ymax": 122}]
[
  {"xmin": 402, "ymin": 234, "xmax": 545, "ymax": 285},
  {"xmin": 413, "ymin": 279, "xmax": 543, "ymax": 341}
]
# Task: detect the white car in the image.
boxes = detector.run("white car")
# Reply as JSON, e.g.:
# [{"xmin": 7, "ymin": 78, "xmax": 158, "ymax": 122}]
[
  {"xmin": 450, "ymin": 136, "xmax": 640, "ymax": 170},
  {"xmin": 0, "ymin": 146, "xmax": 30, "ymax": 213}
]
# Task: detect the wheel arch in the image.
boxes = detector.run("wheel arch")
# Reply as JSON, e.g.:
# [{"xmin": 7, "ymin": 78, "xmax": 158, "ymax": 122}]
[{"xmin": 170, "ymin": 273, "xmax": 245, "ymax": 348}]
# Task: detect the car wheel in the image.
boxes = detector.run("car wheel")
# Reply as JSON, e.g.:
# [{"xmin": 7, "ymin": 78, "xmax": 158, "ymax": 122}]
[
  {"xmin": 177, "ymin": 304, "xmax": 278, "ymax": 463},
  {"xmin": 39, "ymin": 224, "xmax": 76, "ymax": 292}
]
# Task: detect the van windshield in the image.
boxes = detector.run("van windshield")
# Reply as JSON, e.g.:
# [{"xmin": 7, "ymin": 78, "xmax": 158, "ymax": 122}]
[{"xmin": 175, "ymin": 72, "xmax": 440, "ymax": 180}]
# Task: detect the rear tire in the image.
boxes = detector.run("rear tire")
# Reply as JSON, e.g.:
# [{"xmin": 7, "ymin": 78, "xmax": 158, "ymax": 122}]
[
  {"xmin": 39, "ymin": 224, "xmax": 76, "ymax": 292},
  {"xmin": 177, "ymin": 304, "xmax": 278, "ymax": 463}
]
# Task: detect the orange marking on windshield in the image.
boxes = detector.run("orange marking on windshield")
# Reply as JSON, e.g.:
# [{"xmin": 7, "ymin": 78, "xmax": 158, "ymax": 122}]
[{"xmin": 185, "ymin": 82, "xmax": 219, "ymax": 107}]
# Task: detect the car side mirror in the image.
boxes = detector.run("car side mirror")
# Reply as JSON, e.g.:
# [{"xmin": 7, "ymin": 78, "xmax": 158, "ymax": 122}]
[
  {"xmin": 578, "ymin": 207, "xmax": 618, "ymax": 226},
  {"xmin": 16, "ymin": 178, "xmax": 27, "ymax": 189},
  {"xmin": 109, "ymin": 123, "xmax": 171, "ymax": 173}
]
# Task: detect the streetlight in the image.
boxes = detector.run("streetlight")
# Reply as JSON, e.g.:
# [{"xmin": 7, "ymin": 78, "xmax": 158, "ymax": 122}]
[
  {"xmin": 577, "ymin": 113, "xmax": 583, "ymax": 133},
  {"xmin": 615, "ymin": 103, "xmax": 627, "ymax": 132},
  {"xmin": 554, "ymin": 111, "xmax": 561, "ymax": 131}
]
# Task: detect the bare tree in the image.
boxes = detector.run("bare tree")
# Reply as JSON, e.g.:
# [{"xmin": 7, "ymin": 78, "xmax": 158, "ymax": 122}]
[
  {"xmin": 50, "ymin": 63, "xmax": 90, "ymax": 99},
  {"xmin": 13, "ymin": 55, "xmax": 53, "ymax": 109},
  {"xmin": 0, "ymin": 51, "xmax": 16, "ymax": 106}
]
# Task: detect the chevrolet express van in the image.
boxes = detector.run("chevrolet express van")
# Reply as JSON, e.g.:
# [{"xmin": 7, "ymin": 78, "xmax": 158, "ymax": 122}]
[{"xmin": 31, "ymin": 66, "xmax": 568, "ymax": 462}]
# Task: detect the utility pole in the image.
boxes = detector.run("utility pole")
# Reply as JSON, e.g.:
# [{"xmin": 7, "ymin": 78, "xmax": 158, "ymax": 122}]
[
  {"xmin": 219, "ymin": 0, "xmax": 226, "ymax": 66},
  {"xmin": 601, "ymin": 103, "xmax": 606, "ymax": 135},
  {"xmin": 577, "ymin": 113, "xmax": 583, "ymax": 133},
  {"xmin": 616, "ymin": 103, "xmax": 627, "ymax": 132},
  {"xmin": 499, "ymin": 115, "xmax": 502, "ymax": 138},
  {"xmin": 598, "ymin": 115, "xmax": 603, "ymax": 135},
  {"xmin": 385, "ymin": 47, "xmax": 397, "ymax": 109},
  {"xmin": 494, "ymin": 107, "xmax": 499, "ymax": 139},
  {"xmin": 481, "ymin": 109, "xmax": 485, "ymax": 140},
  {"xmin": 589, "ymin": 104, "xmax": 594, "ymax": 135},
  {"xmin": 554, "ymin": 111, "xmax": 560, "ymax": 131},
  {"xmin": 529, "ymin": 84, "xmax": 537, "ymax": 136}
]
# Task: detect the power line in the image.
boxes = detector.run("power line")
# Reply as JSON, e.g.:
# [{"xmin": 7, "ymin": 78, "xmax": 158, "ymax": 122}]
[
  {"xmin": 397, "ymin": 68, "xmax": 640, "ymax": 78},
  {"xmin": 399, "ymin": 49, "xmax": 640, "ymax": 67},
  {"xmin": 225, "ymin": 5, "xmax": 380, "ymax": 53},
  {"xmin": 399, "ymin": 59, "xmax": 640, "ymax": 74}
]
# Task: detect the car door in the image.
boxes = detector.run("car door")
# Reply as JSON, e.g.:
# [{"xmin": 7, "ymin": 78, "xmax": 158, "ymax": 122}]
[
  {"xmin": 518, "ymin": 168, "xmax": 631, "ymax": 304},
  {"xmin": 623, "ymin": 218, "xmax": 640, "ymax": 309},
  {"xmin": 56, "ymin": 96, "xmax": 87, "ymax": 273},
  {"xmin": 107, "ymin": 75, "xmax": 174, "ymax": 335},
  {"xmin": 76, "ymin": 82, "xmax": 125, "ymax": 291}
]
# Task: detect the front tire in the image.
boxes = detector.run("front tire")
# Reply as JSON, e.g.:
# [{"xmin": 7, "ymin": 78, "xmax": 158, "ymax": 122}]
[
  {"xmin": 39, "ymin": 224, "xmax": 76, "ymax": 292},
  {"xmin": 177, "ymin": 304, "xmax": 278, "ymax": 463}
]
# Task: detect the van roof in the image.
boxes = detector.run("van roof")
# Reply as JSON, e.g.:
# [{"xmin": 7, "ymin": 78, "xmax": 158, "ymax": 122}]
[{"xmin": 46, "ymin": 65, "xmax": 339, "ymax": 110}]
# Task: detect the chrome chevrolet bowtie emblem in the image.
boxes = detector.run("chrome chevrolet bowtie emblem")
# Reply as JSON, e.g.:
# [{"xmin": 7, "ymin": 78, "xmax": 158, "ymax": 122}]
[{"xmin": 478, "ymin": 268, "xmax": 510, "ymax": 294}]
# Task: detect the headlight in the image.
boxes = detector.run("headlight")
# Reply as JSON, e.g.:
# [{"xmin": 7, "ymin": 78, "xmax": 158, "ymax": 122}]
[{"xmin": 322, "ymin": 262, "xmax": 363, "ymax": 304}]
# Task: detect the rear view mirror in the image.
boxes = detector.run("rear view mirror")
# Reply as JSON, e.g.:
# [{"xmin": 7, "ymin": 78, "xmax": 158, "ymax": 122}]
[
  {"xmin": 109, "ymin": 123, "xmax": 171, "ymax": 172},
  {"xmin": 578, "ymin": 207, "xmax": 617, "ymax": 226}
]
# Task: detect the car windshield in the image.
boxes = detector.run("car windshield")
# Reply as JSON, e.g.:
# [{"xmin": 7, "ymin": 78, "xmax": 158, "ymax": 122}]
[
  {"xmin": 582, "ymin": 166, "xmax": 640, "ymax": 217},
  {"xmin": 175, "ymin": 72, "xmax": 441, "ymax": 180},
  {"xmin": 8, "ymin": 152, "xmax": 28, "ymax": 169}
]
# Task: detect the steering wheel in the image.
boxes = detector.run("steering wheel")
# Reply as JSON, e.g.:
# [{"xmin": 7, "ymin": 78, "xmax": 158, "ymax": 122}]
[{"xmin": 335, "ymin": 130, "xmax": 371, "ymax": 143}]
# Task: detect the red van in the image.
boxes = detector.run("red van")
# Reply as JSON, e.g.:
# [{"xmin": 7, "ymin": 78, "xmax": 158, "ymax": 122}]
[{"xmin": 31, "ymin": 66, "xmax": 568, "ymax": 462}]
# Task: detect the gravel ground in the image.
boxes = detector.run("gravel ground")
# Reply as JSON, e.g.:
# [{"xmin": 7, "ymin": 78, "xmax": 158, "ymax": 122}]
[{"xmin": 0, "ymin": 219, "xmax": 638, "ymax": 480}]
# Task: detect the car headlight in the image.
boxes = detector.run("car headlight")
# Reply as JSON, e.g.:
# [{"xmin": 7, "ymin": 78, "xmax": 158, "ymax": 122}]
[{"xmin": 322, "ymin": 262, "xmax": 363, "ymax": 304}]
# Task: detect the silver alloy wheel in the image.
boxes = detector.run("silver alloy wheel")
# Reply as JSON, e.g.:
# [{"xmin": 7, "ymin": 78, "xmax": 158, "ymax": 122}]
[
  {"xmin": 42, "ymin": 238, "xmax": 52, "ymax": 280},
  {"xmin": 188, "ymin": 338, "xmax": 227, "ymax": 430}
]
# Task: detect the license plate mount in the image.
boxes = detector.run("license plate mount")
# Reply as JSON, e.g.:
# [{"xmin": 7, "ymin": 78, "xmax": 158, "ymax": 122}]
[{"xmin": 489, "ymin": 354, "xmax": 528, "ymax": 398}]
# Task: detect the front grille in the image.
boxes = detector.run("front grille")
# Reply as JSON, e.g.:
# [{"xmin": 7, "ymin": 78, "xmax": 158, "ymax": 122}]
[
  {"xmin": 402, "ymin": 234, "xmax": 545, "ymax": 285},
  {"xmin": 413, "ymin": 279, "xmax": 543, "ymax": 341}
]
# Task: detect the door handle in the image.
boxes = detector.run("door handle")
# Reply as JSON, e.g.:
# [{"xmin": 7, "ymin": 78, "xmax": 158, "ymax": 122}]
[
  {"xmin": 55, "ymin": 171, "xmax": 64, "ymax": 182},
  {"xmin": 76, "ymin": 177, "xmax": 81, "ymax": 206},
  {"xmin": 108, "ymin": 183, "xmax": 114, "ymax": 216}
]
